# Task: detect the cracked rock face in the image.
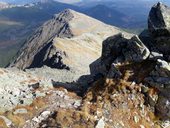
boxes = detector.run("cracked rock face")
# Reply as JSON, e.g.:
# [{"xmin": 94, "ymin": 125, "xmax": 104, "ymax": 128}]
[{"xmin": 101, "ymin": 33, "xmax": 150, "ymax": 72}]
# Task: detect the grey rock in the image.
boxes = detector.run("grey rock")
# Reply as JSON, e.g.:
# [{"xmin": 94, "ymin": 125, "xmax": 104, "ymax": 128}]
[
  {"xmin": 160, "ymin": 120, "xmax": 170, "ymax": 128},
  {"xmin": 149, "ymin": 52, "xmax": 163, "ymax": 60},
  {"xmin": 101, "ymin": 33, "xmax": 128, "ymax": 69},
  {"xmin": 90, "ymin": 58, "xmax": 107, "ymax": 76},
  {"xmin": 156, "ymin": 95, "xmax": 170, "ymax": 118},
  {"xmin": 148, "ymin": 2, "xmax": 170, "ymax": 54},
  {"xmin": 122, "ymin": 35, "xmax": 150, "ymax": 62},
  {"xmin": 95, "ymin": 118, "xmax": 105, "ymax": 128},
  {"xmin": 148, "ymin": 2, "xmax": 170, "ymax": 37},
  {"xmin": 101, "ymin": 34, "xmax": 150, "ymax": 75},
  {"xmin": 56, "ymin": 90, "xmax": 65, "ymax": 98},
  {"xmin": 156, "ymin": 59, "xmax": 170, "ymax": 77},
  {"xmin": 107, "ymin": 63, "xmax": 122, "ymax": 79},
  {"xmin": 43, "ymin": 46, "xmax": 70, "ymax": 70},
  {"xmin": 28, "ymin": 83, "xmax": 40, "ymax": 89},
  {"xmin": 14, "ymin": 108, "xmax": 28, "ymax": 115},
  {"xmin": 145, "ymin": 59, "xmax": 170, "ymax": 98},
  {"xmin": 73, "ymin": 100, "xmax": 81, "ymax": 108},
  {"xmin": 32, "ymin": 111, "xmax": 53, "ymax": 125},
  {"xmin": 139, "ymin": 29, "xmax": 156, "ymax": 51},
  {"xmin": 147, "ymin": 92, "xmax": 158, "ymax": 107},
  {"xmin": 154, "ymin": 36, "xmax": 170, "ymax": 55}
]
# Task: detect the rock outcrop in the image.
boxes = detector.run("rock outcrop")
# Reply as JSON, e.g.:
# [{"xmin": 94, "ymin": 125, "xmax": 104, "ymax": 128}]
[
  {"xmin": 148, "ymin": 2, "xmax": 170, "ymax": 55},
  {"xmin": 148, "ymin": 2, "xmax": 170, "ymax": 37},
  {"xmin": 101, "ymin": 34, "xmax": 150, "ymax": 70},
  {"xmin": 92, "ymin": 2, "xmax": 170, "ymax": 121}
]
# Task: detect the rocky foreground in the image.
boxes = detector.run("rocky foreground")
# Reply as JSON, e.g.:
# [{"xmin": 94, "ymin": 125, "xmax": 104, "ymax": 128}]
[{"xmin": 0, "ymin": 2, "xmax": 170, "ymax": 128}]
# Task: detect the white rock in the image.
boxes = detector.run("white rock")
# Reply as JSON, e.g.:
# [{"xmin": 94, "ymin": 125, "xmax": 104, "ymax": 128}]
[
  {"xmin": 32, "ymin": 111, "xmax": 51, "ymax": 124},
  {"xmin": 14, "ymin": 108, "xmax": 28, "ymax": 115},
  {"xmin": 95, "ymin": 118, "xmax": 105, "ymax": 128},
  {"xmin": 161, "ymin": 120, "xmax": 170, "ymax": 128},
  {"xmin": 73, "ymin": 100, "xmax": 81, "ymax": 107},
  {"xmin": 140, "ymin": 125, "xmax": 145, "ymax": 128},
  {"xmin": 134, "ymin": 116, "xmax": 139, "ymax": 123}
]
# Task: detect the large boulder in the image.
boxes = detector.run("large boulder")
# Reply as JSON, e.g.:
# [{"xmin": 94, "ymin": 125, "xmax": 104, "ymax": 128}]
[
  {"xmin": 148, "ymin": 2, "xmax": 170, "ymax": 37},
  {"xmin": 154, "ymin": 37, "xmax": 170, "ymax": 55},
  {"xmin": 145, "ymin": 59, "xmax": 170, "ymax": 97},
  {"xmin": 101, "ymin": 33, "xmax": 150, "ymax": 70},
  {"xmin": 101, "ymin": 33, "xmax": 129, "ymax": 70},
  {"xmin": 148, "ymin": 2, "xmax": 170, "ymax": 54},
  {"xmin": 156, "ymin": 95, "xmax": 170, "ymax": 119}
]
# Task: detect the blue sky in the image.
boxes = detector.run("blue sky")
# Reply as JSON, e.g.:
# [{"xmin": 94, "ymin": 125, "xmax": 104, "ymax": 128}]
[{"xmin": 0, "ymin": 0, "xmax": 169, "ymax": 5}]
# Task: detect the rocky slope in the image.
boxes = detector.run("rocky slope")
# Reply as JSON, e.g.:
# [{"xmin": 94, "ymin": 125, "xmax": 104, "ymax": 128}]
[
  {"xmin": 0, "ymin": 9, "xmax": 132, "ymax": 127},
  {"xmin": 8, "ymin": 9, "xmax": 132, "ymax": 88},
  {"xmin": 9, "ymin": 9, "xmax": 131, "ymax": 70},
  {"xmin": 0, "ymin": 2, "xmax": 170, "ymax": 128}
]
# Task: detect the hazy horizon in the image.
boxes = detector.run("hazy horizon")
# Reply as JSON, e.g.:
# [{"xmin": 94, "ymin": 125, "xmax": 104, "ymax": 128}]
[{"xmin": 0, "ymin": 0, "xmax": 170, "ymax": 5}]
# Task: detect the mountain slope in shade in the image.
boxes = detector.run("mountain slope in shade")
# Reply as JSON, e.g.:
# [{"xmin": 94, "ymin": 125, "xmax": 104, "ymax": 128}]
[
  {"xmin": 0, "ymin": 0, "xmax": 81, "ymax": 67},
  {"xmin": 9, "ymin": 9, "xmax": 132, "ymax": 75},
  {"xmin": 83, "ymin": 4, "xmax": 127, "ymax": 27}
]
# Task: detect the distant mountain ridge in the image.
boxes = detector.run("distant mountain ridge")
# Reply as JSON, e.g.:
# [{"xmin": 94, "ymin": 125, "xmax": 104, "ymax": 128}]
[
  {"xmin": 0, "ymin": 0, "xmax": 81, "ymax": 4},
  {"xmin": 83, "ymin": 4, "xmax": 128, "ymax": 27},
  {"xmin": 9, "ymin": 9, "xmax": 131, "ymax": 71},
  {"xmin": 0, "ymin": 0, "xmax": 156, "ymax": 67}
]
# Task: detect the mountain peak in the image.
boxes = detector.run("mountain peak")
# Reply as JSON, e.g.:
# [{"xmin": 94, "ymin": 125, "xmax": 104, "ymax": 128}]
[
  {"xmin": 154, "ymin": 1, "xmax": 168, "ymax": 9},
  {"xmin": 53, "ymin": 9, "xmax": 75, "ymax": 21},
  {"xmin": 9, "ymin": 9, "xmax": 130, "ymax": 70}
]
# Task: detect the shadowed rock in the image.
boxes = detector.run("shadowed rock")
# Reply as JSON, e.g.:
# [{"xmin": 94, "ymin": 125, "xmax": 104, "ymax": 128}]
[
  {"xmin": 148, "ymin": 2, "xmax": 170, "ymax": 54},
  {"xmin": 148, "ymin": 2, "xmax": 170, "ymax": 37},
  {"xmin": 101, "ymin": 33, "xmax": 150, "ymax": 71}
]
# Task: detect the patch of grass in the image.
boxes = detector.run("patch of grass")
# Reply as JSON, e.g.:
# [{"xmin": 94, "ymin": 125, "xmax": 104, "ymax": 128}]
[{"xmin": 0, "ymin": 118, "xmax": 7, "ymax": 128}]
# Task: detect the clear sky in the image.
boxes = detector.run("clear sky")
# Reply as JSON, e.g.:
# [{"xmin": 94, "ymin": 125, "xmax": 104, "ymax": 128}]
[{"xmin": 0, "ymin": 0, "xmax": 169, "ymax": 5}]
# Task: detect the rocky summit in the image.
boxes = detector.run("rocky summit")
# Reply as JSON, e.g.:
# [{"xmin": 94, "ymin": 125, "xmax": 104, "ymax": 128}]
[
  {"xmin": 148, "ymin": 2, "xmax": 170, "ymax": 55},
  {"xmin": 0, "ymin": 2, "xmax": 170, "ymax": 128}
]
